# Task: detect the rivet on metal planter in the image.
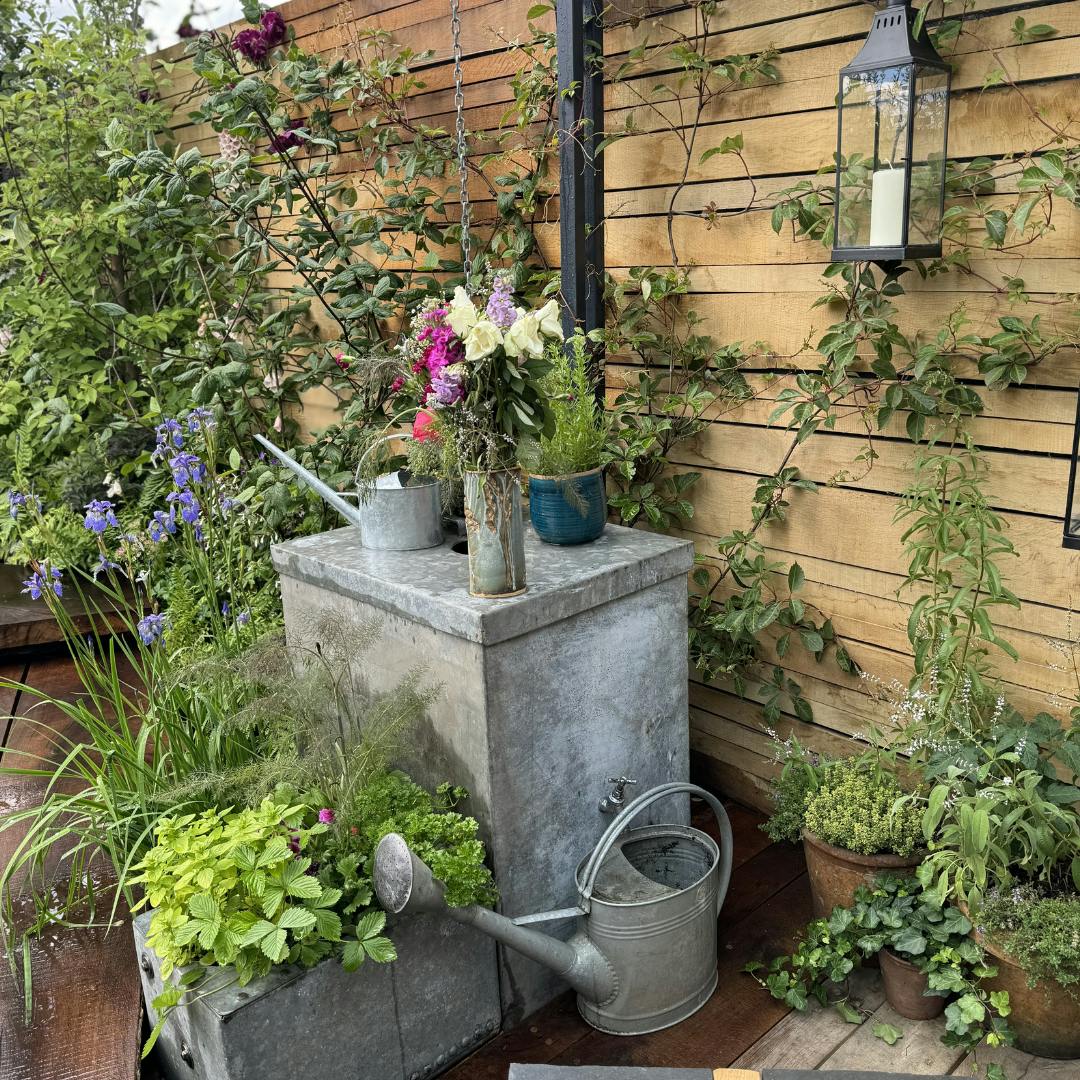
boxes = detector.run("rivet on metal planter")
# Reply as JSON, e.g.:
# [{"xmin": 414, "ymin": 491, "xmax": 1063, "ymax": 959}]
[
  {"xmin": 180, "ymin": 1042, "xmax": 195, "ymax": 1068},
  {"xmin": 139, "ymin": 952, "xmax": 152, "ymax": 975}
]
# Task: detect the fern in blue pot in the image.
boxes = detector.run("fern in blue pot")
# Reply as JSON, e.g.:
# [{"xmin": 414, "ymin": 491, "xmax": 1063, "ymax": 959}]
[{"xmin": 525, "ymin": 334, "xmax": 609, "ymax": 545}]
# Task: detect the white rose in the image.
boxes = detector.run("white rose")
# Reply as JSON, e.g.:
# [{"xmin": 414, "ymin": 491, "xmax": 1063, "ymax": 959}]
[
  {"xmin": 536, "ymin": 299, "xmax": 564, "ymax": 340},
  {"xmin": 464, "ymin": 318, "xmax": 503, "ymax": 362},
  {"xmin": 446, "ymin": 286, "xmax": 479, "ymax": 337},
  {"xmin": 503, "ymin": 311, "xmax": 545, "ymax": 359}
]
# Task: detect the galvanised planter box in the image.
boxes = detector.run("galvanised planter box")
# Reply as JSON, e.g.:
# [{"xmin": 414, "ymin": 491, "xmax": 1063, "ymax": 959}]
[{"xmin": 134, "ymin": 908, "xmax": 500, "ymax": 1080}]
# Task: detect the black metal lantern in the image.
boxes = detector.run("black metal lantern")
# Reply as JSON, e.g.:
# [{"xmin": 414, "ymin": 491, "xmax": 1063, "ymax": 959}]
[
  {"xmin": 832, "ymin": 0, "xmax": 951, "ymax": 263},
  {"xmin": 1065, "ymin": 389, "xmax": 1080, "ymax": 549}
]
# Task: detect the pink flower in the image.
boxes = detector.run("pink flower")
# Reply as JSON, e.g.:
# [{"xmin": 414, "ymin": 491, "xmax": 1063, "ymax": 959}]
[
  {"xmin": 334, "ymin": 352, "xmax": 350, "ymax": 371},
  {"xmin": 413, "ymin": 409, "xmax": 439, "ymax": 443},
  {"xmin": 317, "ymin": 808, "xmax": 335, "ymax": 825},
  {"xmin": 390, "ymin": 376, "xmax": 405, "ymax": 393}
]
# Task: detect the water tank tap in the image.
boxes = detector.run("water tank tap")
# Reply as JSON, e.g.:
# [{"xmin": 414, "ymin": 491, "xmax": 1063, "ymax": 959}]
[{"xmin": 598, "ymin": 776, "xmax": 638, "ymax": 814}]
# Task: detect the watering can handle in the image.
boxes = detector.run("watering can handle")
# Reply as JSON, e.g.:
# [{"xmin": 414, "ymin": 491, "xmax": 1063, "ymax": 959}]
[
  {"xmin": 356, "ymin": 433, "xmax": 415, "ymax": 487},
  {"xmin": 578, "ymin": 782, "xmax": 733, "ymax": 920}
]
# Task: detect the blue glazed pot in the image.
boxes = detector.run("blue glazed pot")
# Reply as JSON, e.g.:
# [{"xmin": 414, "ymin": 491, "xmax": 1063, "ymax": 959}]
[{"xmin": 528, "ymin": 467, "xmax": 607, "ymax": 545}]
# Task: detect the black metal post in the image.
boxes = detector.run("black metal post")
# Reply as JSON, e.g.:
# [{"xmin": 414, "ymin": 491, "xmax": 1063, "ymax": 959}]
[{"xmin": 557, "ymin": 0, "xmax": 604, "ymax": 342}]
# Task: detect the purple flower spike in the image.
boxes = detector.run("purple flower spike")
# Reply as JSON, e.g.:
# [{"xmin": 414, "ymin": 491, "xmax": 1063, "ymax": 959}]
[
  {"xmin": 431, "ymin": 367, "xmax": 464, "ymax": 406},
  {"xmin": 485, "ymin": 276, "xmax": 517, "ymax": 329},
  {"xmin": 84, "ymin": 499, "xmax": 119, "ymax": 535},
  {"xmin": 167, "ymin": 489, "xmax": 202, "ymax": 525}
]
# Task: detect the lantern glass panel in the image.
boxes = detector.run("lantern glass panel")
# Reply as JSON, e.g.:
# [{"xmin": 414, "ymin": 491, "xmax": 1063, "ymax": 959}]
[
  {"xmin": 907, "ymin": 66, "xmax": 949, "ymax": 249},
  {"xmin": 836, "ymin": 65, "xmax": 913, "ymax": 251}
]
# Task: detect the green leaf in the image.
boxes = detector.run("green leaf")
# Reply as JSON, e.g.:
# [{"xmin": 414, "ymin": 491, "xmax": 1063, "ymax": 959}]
[{"xmin": 872, "ymin": 1022, "xmax": 903, "ymax": 1045}]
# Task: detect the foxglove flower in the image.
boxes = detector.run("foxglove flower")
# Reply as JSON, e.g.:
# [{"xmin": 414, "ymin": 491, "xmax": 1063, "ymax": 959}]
[
  {"xmin": 22, "ymin": 566, "xmax": 62, "ymax": 601},
  {"xmin": 83, "ymin": 499, "xmax": 119, "ymax": 535},
  {"xmin": 137, "ymin": 613, "xmax": 167, "ymax": 646}
]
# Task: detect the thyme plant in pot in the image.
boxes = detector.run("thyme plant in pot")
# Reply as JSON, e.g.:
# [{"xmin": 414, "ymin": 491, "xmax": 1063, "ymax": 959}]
[
  {"xmin": 388, "ymin": 277, "xmax": 561, "ymax": 597},
  {"xmin": 523, "ymin": 333, "xmax": 609, "ymax": 545},
  {"xmin": 910, "ymin": 707, "xmax": 1080, "ymax": 1059},
  {"xmin": 765, "ymin": 739, "xmax": 924, "ymax": 918}
]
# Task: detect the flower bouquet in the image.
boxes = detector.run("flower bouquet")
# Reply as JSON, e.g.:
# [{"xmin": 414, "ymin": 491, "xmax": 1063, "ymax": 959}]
[{"xmin": 390, "ymin": 278, "xmax": 563, "ymax": 597}]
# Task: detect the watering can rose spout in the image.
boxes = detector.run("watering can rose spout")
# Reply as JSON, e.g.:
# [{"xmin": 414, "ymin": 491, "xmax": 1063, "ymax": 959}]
[
  {"xmin": 373, "ymin": 833, "xmax": 618, "ymax": 1006},
  {"xmin": 374, "ymin": 783, "xmax": 734, "ymax": 1036}
]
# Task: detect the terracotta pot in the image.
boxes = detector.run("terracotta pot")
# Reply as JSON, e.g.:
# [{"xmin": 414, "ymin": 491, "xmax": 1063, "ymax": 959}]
[
  {"xmin": 879, "ymin": 949, "xmax": 946, "ymax": 1020},
  {"xmin": 974, "ymin": 927, "xmax": 1080, "ymax": 1059},
  {"xmin": 801, "ymin": 830, "xmax": 924, "ymax": 919}
]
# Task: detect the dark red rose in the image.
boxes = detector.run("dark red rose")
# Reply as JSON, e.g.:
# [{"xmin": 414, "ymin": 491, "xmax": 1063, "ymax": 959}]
[
  {"xmin": 260, "ymin": 10, "xmax": 287, "ymax": 47},
  {"xmin": 177, "ymin": 20, "xmax": 200, "ymax": 39},
  {"xmin": 268, "ymin": 118, "xmax": 306, "ymax": 154},
  {"xmin": 231, "ymin": 27, "xmax": 269, "ymax": 64}
]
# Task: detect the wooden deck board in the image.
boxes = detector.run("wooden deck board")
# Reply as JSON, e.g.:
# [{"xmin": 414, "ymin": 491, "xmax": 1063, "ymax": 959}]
[{"xmin": 0, "ymin": 655, "xmax": 141, "ymax": 1080}]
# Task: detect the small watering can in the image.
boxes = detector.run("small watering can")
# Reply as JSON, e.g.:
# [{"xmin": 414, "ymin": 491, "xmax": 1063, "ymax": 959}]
[
  {"xmin": 255, "ymin": 433, "xmax": 444, "ymax": 551},
  {"xmin": 374, "ymin": 782, "xmax": 733, "ymax": 1035}
]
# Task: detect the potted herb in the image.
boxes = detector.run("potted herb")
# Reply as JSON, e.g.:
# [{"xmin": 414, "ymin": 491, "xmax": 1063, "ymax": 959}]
[
  {"xmin": 911, "ymin": 708, "xmax": 1080, "ymax": 1059},
  {"xmin": 977, "ymin": 886, "xmax": 1080, "ymax": 1059},
  {"xmin": 523, "ymin": 332, "xmax": 608, "ymax": 545},
  {"xmin": 388, "ymin": 277, "xmax": 561, "ymax": 597},
  {"xmin": 765, "ymin": 739, "xmax": 923, "ymax": 918}
]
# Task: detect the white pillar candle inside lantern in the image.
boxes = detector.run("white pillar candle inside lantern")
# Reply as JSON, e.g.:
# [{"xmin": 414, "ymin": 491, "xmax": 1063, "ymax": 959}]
[{"xmin": 869, "ymin": 167, "xmax": 905, "ymax": 247}]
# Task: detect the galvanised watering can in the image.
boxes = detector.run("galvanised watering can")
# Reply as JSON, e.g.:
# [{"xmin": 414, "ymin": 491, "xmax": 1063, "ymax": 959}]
[
  {"xmin": 255, "ymin": 433, "xmax": 444, "ymax": 551},
  {"xmin": 374, "ymin": 782, "xmax": 733, "ymax": 1035}
]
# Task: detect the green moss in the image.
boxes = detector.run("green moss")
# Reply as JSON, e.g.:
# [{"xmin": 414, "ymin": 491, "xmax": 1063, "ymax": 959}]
[{"xmin": 803, "ymin": 759, "xmax": 922, "ymax": 857}]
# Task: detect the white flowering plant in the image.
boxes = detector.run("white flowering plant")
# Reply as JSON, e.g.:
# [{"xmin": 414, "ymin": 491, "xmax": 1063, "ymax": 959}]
[{"xmin": 386, "ymin": 277, "xmax": 563, "ymax": 471}]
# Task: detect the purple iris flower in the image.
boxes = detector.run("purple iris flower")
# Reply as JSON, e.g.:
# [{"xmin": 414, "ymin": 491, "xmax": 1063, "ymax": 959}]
[
  {"xmin": 154, "ymin": 419, "xmax": 184, "ymax": 458},
  {"xmin": 94, "ymin": 554, "xmax": 121, "ymax": 577},
  {"xmin": 167, "ymin": 490, "xmax": 201, "ymax": 525},
  {"xmin": 7, "ymin": 491, "xmax": 38, "ymax": 519},
  {"xmin": 168, "ymin": 452, "xmax": 206, "ymax": 488},
  {"xmin": 186, "ymin": 407, "xmax": 216, "ymax": 433},
  {"xmin": 137, "ymin": 613, "xmax": 167, "ymax": 646},
  {"xmin": 148, "ymin": 508, "xmax": 177, "ymax": 542},
  {"xmin": 22, "ymin": 566, "xmax": 62, "ymax": 601},
  {"xmin": 84, "ymin": 499, "xmax": 119, "ymax": 534}
]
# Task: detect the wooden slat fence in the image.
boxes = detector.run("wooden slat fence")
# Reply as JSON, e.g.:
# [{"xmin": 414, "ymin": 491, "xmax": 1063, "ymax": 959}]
[{"xmin": 153, "ymin": 0, "xmax": 1080, "ymax": 814}]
